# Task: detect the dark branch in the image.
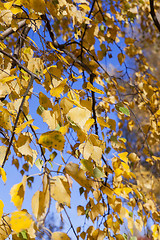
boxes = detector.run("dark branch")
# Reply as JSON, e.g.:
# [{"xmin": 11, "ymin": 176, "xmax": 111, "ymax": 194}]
[
  {"xmin": 0, "ymin": 49, "xmax": 41, "ymax": 82},
  {"xmin": 150, "ymin": 0, "xmax": 160, "ymax": 33},
  {"xmin": 2, "ymin": 75, "xmax": 34, "ymax": 168},
  {"xmin": 12, "ymin": 25, "xmax": 31, "ymax": 68}
]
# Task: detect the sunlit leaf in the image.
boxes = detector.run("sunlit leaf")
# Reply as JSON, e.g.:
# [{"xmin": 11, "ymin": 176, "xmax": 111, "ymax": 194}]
[
  {"xmin": 51, "ymin": 232, "xmax": 70, "ymax": 240},
  {"xmin": 0, "ymin": 200, "xmax": 4, "ymax": 219},
  {"xmin": 38, "ymin": 131, "xmax": 65, "ymax": 150},
  {"xmin": 50, "ymin": 176, "xmax": 71, "ymax": 207},
  {"xmin": 15, "ymin": 119, "xmax": 34, "ymax": 134},
  {"xmin": 67, "ymin": 107, "xmax": 91, "ymax": 129},
  {"xmin": 0, "ymin": 168, "xmax": 6, "ymax": 183},
  {"xmin": 10, "ymin": 210, "xmax": 33, "ymax": 233},
  {"xmin": 10, "ymin": 176, "xmax": 27, "ymax": 210},
  {"xmin": 93, "ymin": 167, "xmax": 106, "ymax": 178}
]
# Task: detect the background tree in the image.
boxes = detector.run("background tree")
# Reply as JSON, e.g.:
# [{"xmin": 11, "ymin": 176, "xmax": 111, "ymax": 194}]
[{"xmin": 0, "ymin": 0, "xmax": 160, "ymax": 239}]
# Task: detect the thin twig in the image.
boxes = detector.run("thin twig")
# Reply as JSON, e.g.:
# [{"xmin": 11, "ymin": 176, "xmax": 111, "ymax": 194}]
[
  {"xmin": 2, "ymin": 75, "xmax": 34, "ymax": 168},
  {"xmin": 63, "ymin": 206, "xmax": 79, "ymax": 240},
  {"xmin": 0, "ymin": 49, "xmax": 41, "ymax": 82}
]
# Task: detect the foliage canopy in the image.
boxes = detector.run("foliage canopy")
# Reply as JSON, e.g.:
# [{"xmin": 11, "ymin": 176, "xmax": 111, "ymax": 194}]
[{"xmin": 0, "ymin": 0, "xmax": 160, "ymax": 239}]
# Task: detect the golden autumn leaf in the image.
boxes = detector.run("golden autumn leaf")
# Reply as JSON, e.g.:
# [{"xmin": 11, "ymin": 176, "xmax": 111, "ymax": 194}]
[
  {"xmin": 32, "ymin": 189, "xmax": 49, "ymax": 220},
  {"xmin": 0, "ymin": 168, "xmax": 6, "ymax": 183},
  {"xmin": 51, "ymin": 232, "xmax": 70, "ymax": 240},
  {"xmin": 38, "ymin": 131, "xmax": 65, "ymax": 150},
  {"xmin": 118, "ymin": 152, "xmax": 128, "ymax": 163},
  {"xmin": 15, "ymin": 119, "xmax": 34, "ymax": 134},
  {"xmin": 50, "ymin": 176, "xmax": 71, "ymax": 207},
  {"xmin": 0, "ymin": 146, "xmax": 8, "ymax": 166},
  {"xmin": 50, "ymin": 79, "xmax": 67, "ymax": 98},
  {"xmin": 0, "ymin": 200, "xmax": 4, "ymax": 219},
  {"xmin": 10, "ymin": 176, "xmax": 27, "ymax": 210},
  {"xmin": 10, "ymin": 210, "xmax": 33, "ymax": 233},
  {"xmin": 83, "ymin": 82, "xmax": 104, "ymax": 94},
  {"xmin": 0, "ymin": 216, "xmax": 11, "ymax": 239},
  {"xmin": 65, "ymin": 162, "xmax": 92, "ymax": 191},
  {"xmin": 0, "ymin": 75, "xmax": 17, "ymax": 83},
  {"xmin": 118, "ymin": 53, "xmax": 125, "ymax": 65},
  {"xmin": 67, "ymin": 107, "xmax": 91, "ymax": 129}
]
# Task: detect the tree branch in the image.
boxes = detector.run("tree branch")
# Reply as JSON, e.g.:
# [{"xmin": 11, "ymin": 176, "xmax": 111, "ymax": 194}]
[
  {"xmin": 12, "ymin": 25, "xmax": 31, "ymax": 68},
  {"xmin": 2, "ymin": 75, "xmax": 34, "ymax": 168},
  {"xmin": 0, "ymin": 20, "xmax": 26, "ymax": 40},
  {"xmin": 150, "ymin": 0, "xmax": 160, "ymax": 33},
  {"xmin": 0, "ymin": 49, "xmax": 41, "ymax": 82}
]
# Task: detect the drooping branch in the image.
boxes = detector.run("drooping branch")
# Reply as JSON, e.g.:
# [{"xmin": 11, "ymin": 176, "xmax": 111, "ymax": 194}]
[{"xmin": 150, "ymin": 0, "xmax": 160, "ymax": 33}]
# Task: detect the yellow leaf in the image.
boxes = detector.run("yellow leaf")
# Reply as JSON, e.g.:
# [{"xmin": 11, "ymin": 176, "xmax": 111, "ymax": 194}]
[
  {"xmin": 118, "ymin": 152, "xmax": 128, "ymax": 163},
  {"xmin": 135, "ymin": 219, "xmax": 143, "ymax": 232},
  {"xmin": 97, "ymin": 117, "xmax": 110, "ymax": 128},
  {"xmin": 32, "ymin": 180, "xmax": 49, "ymax": 220},
  {"xmin": 83, "ymin": 82, "xmax": 104, "ymax": 94},
  {"xmin": 128, "ymin": 153, "xmax": 140, "ymax": 162},
  {"xmin": 10, "ymin": 176, "xmax": 27, "ymax": 210},
  {"xmin": 67, "ymin": 90, "xmax": 82, "ymax": 107},
  {"xmin": 10, "ymin": 210, "xmax": 32, "ymax": 233},
  {"xmin": 15, "ymin": 119, "xmax": 34, "ymax": 134},
  {"xmin": 0, "ymin": 75, "xmax": 17, "ymax": 83},
  {"xmin": 0, "ymin": 167, "xmax": 7, "ymax": 183},
  {"xmin": 0, "ymin": 106, "xmax": 10, "ymax": 115},
  {"xmin": 30, "ymin": 0, "xmax": 46, "ymax": 13},
  {"xmin": 79, "ymin": 141, "xmax": 94, "ymax": 160},
  {"xmin": 0, "ymin": 215, "xmax": 11, "ymax": 239},
  {"xmin": 56, "ymin": 53, "xmax": 69, "ymax": 65},
  {"xmin": 0, "ymin": 146, "xmax": 8, "ymax": 166},
  {"xmin": 39, "ymin": 91, "xmax": 53, "ymax": 109},
  {"xmin": 79, "ymin": 4, "xmax": 90, "ymax": 11},
  {"xmin": 0, "ymin": 42, "xmax": 7, "ymax": 50},
  {"xmin": 4, "ymin": 0, "xmax": 14, "ymax": 9},
  {"xmin": 77, "ymin": 205, "xmax": 85, "ymax": 216},
  {"xmin": 59, "ymin": 124, "xmax": 69, "ymax": 135},
  {"xmin": 49, "ymin": 42, "xmax": 63, "ymax": 53},
  {"xmin": 50, "ymin": 176, "xmax": 71, "ymax": 207},
  {"xmin": 0, "ymin": 200, "xmax": 4, "ymax": 219},
  {"xmin": 67, "ymin": 107, "xmax": 91, "ymax": 129},
  {"xmin": 65, "ymin": 162, "xmax": 92, "ymax": 191},
  {"xmin": 27, "ymin": 36, "xmax": 38, "ymax": 48},
  {"xmin": 60, "ymin": 97, "xmax": 73, "ymax": 115},
  {"xmin": 101, "ymin": 185, "xmax": 114, "ymax": 198},
  {"xmin": 50, "ymin": 79, "xmax": 67, "ymax": 98},
  {"xmin": 51, "ymin": 232, "xmax": 70, "ymax": 240},
  {"xmin": 38, "ymin": 131, "xmax": 65, "ymax": 151},
  {"xmin": 83, "ymin": 118, "xmax": 94, "ymax": 132},
  {"xmin": 118, "ymin": 53, "xmax": 125, "ymax": 65}
]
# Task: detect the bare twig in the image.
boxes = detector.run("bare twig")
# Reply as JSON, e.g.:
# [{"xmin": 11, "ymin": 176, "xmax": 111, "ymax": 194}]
[{"xmin": 63, "ymin": 206, "xmax": 79, "ymax": 240}]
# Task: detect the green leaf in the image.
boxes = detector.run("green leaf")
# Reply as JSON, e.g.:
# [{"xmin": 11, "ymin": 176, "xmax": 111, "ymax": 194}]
[
  {"xmin": 35, "ymin": 158, "xmax": 43, "ymax": 171},
  {"xmin": 123, "ymin": 233, "xmax": 128, "ymax": 240},
  {"xmin": 130, "ymin": 237, "xmax": 137, "ymax": 240},
  {"xmin": 119, "ymin": 106, "xmax": 130, "ymax": 116},
  {"xmin": 17, "ymin": 230, "xmax": 27, "ymax": 239},
  {"xmin": 93, "ymin": 167, "xmax": 105, "ymax": 178}
]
